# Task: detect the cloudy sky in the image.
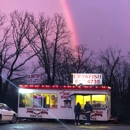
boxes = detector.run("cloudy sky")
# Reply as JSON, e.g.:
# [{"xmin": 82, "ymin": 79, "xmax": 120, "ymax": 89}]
[{"xmin": 0, "ymin": 0, "xmax": 130, "ymax": 54}]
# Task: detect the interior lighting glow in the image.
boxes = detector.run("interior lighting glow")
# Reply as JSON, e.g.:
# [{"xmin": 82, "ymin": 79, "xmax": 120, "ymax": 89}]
[
  {"xmin": 92, "ymin": 95, "xmax": 105, "ymax": 102},
  {"xmin": 37, "ymin": 95, "xmax": 42, "ymax": 99}
]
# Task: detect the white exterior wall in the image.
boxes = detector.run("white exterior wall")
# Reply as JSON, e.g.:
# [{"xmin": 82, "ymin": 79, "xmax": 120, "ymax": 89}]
[{"xmin": 18, "ymin": 88, "xmax": 111, "ymax": 121}]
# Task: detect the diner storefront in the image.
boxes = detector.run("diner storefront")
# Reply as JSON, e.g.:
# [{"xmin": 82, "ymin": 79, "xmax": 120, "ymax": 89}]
[{"xmin": 18, "ymin": 85, "xmax": 111, "ymax": 121}]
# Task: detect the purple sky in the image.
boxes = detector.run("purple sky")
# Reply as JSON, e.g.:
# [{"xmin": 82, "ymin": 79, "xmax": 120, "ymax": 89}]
[{"xmin": 0, "ymin": 0, "xmax": 130, "ymax": 54}]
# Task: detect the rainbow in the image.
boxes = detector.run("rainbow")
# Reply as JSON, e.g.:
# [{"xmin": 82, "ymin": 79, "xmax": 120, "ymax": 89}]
[{"xmin": 60, "ymin": 0, "xmax": 79, "ymax": 47}]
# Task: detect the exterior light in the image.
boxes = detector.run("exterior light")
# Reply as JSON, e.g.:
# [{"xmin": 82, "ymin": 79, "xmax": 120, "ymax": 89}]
[{"xmin": 19, "ymin": 88, "xmax": 33, "ymax": 93}]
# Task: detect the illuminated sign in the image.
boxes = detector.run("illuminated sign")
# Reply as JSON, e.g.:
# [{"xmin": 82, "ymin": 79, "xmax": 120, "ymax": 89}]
[{"xmin": 72, "ymin": 73, "xmax": 102, "ymax": 85}]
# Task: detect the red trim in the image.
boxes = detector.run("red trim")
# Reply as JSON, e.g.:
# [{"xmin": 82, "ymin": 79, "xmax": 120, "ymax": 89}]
[{"xmin": 19, "ymin": 85, "xmax": 111, "ymax": 90}]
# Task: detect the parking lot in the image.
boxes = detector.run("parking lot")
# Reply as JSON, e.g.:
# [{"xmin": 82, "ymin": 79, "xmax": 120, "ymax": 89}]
[{"xmin": 0, "ymin": 120, "xmax": 130, "ymax": 130}]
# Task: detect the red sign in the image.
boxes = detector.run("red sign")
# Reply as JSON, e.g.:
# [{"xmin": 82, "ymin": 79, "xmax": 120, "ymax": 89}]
[
  {"xmin": 60, "ymin": 91, "xmax": 70, "ymax": 99},
  {"xmin": 26, "ymin": 73, "xmax": 43, "ymax": 84},
  {"xmin": 26, "ymin": 108, "xmax": 48, "ymax": 118}
]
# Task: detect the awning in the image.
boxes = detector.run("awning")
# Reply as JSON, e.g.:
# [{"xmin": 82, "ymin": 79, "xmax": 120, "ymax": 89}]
[
  {"xmin": 69, "ymin": 93, "xmax": 105, "ymax": 98},
  {"xmin": 69, "ymin": 93, "xmax": 93, "ymax": 96}
]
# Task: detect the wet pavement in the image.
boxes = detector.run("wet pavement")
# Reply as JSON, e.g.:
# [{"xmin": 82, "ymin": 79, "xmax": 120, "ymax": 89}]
[{"xmin": 0, "ymin": 120, "xmax": 130, "ymax": 130}]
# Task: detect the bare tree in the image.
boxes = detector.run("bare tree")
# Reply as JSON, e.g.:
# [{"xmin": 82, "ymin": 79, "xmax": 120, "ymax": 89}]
[
  {"xmin": 27, "ymin": 13, "xmax": 71, "ymax": 85},
  {"xmin": 0, "ymin": 11, "xmax": 11, "ymax": 102},
  {"xmin": 0, "ymin": 10, "xmax": 37, "ymax": 102},
  {"xmin": 73, "ymin": 45, "xmax": 94, "ymax": 73},
  {"xmin": 97, "ymin": 46, "xmax": 123, "ymax": 87},
  {"xmin": 55, "ymin": 44, "xmax": 95, "ymax": 85}
]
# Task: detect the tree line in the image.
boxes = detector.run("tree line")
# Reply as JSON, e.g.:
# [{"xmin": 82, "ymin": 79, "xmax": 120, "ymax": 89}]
[{"xmin": 0, "ymin": 10, "xmax": 130, "ymax": 121}]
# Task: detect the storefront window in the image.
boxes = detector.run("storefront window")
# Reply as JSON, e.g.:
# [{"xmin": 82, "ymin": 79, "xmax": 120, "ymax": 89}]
[
  {"xmin": 84, "ymin": 95, "xmax": 91, "ymax": 104},
  {"xmin": 26, "ymin": 93, "xmax": 33, "ymax": 107},
  {"xmin": 19, "ymin": 93, "xmax": 26, "ymax": 107},
  {"xmin": 33, "ymin": 93, "xmax": 42, "ymax": 108},
  {"xmin": 76, "ymin": 95, "xmax": 91, "ymax": 109},
  {"xmin": 76, "ymin": 95, "xmax": 83, "ymax": 108},
  {"xmin": 92, "ymin": 95, "xmax": 106, "ymax": 108},
  {"xmin": 19, "ymin": 93, "xmax": 33, "ymax": 108},
  {"xmin": 33, "ymin": 93, "xmax": 58, "ymax": 108},
  {"xmin": 19, "ymin": 93, "xmax": 58, "ymax": 109},
  {"xmin": 50, "ymin": 94, "xmax": 57, "ymax": 108},
  {"xmin": 41, "ymin": 94, "xmax": 50, "ymax": 108}
]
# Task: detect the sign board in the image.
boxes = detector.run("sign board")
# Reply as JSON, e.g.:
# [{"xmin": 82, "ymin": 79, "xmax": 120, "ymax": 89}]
[
  {"xmin": 26, "ymin": 73, "xmax": 43, "ymax": 84},
  {"xmin": 72, "ymin": 73, "xmax": 102, "ymax": 85}
]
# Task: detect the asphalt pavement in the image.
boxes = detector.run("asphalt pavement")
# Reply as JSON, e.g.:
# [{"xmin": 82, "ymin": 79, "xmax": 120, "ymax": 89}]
[{"xmin": 0, "ymin": 120, "xmax": 130, "ymax": 130}]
